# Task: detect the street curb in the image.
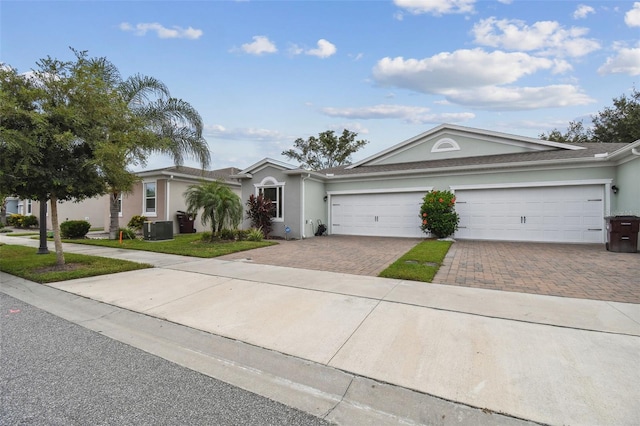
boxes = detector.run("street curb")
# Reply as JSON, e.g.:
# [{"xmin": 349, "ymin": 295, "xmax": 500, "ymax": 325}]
[{"xmin": 1, "ymin": 273, "xmax": 541, "ymax": 426}]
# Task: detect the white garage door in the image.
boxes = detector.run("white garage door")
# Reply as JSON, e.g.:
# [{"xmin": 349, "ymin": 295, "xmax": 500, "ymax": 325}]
[
  {"xmin": 455, "ymin": 185, "xmax": 605, "ymax": 243},
  {"xmin": 331, "ymin": 192, "xmax": 425, "ymax": 238}
]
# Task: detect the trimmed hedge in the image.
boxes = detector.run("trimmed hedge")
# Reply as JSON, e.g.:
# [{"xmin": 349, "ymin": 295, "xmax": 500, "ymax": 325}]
[{"xmin": 60, "ymin": 220, "xmax": 91, "ymax": 239}]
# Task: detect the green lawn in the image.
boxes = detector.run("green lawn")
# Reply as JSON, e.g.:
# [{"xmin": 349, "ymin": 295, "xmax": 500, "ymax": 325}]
[
  {"xmin": 378, "ymin": 239, "xmax": 452, "ymax": 282},
  {"xmin": 60, "ymin": 233, "xmax": 277, "ymax": 258},
  {"xmin": 0, "ymin": 244, "xmax": 152, "ymax": 283}
]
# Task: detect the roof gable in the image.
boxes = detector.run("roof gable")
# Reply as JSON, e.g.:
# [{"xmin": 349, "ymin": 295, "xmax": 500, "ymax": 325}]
[
  {"xmin": 349, "ymin": 124, "xmax": 584, "ymax": 168},
  {"xmin": 236, "ymin": 158, "xmax": 297, "ymax": 177}
]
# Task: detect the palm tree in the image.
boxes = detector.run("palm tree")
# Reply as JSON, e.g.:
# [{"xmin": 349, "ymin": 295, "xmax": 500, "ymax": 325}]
[
  {"xmin": 93, "ymin": 66, "xmax": 211, "ymax": 239},
  {"xmin": 184, "ymin": 181, "xmax": 242, "ymax": 236}
]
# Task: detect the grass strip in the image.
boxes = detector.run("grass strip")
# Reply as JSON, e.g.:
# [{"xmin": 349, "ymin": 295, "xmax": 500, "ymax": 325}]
[
  {"xmin": 378, "ymin": 239, "xmax": 452, "ymax": 282},
  {"xmin": 0, "ymin": 244, "xmax": 152, "ymax": 283},
  {"xmin": 59, "ymin": 233, "xmax": 277, "ymax": 258}
]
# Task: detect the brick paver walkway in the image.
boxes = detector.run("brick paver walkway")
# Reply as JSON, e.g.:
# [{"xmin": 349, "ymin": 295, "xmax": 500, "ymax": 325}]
[
  {"xmin": 219, "ymin": 235, "xmax": 422, "ymax": 276},
  {"xmin": 434, "ymin": 240, "xmax": 640, "ymax": 304}
]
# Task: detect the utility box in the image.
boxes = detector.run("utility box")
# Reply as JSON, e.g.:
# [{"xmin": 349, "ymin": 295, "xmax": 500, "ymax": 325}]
[
  {"xmin": 143, "ymin": 221, "xmax": 174, "ymax": 241},
  {"xmin": 605, "ymin": 216, "xmax": 640, "ymax": 253},
  {"xmin": 176, "ymin": 211, "xmax": 196, "ymax": 234}
]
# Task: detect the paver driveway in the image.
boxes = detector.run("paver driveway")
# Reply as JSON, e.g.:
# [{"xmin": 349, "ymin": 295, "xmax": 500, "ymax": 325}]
[
  {"xmin": 219, "ymin": 235, "xmax": 422, "ymax": 276},
  {"xmin": 434, "ymin": 240, "xmax": 640, "ymax": 304},
  {"xmin": 220, "ymin": 236, "xmax": 640, "ymax": 303}
]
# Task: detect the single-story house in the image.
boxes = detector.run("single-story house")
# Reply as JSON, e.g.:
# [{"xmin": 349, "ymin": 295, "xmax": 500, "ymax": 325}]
[
  {"xmin": 232, "ymin": 124, "xmax": 640, "ymax": 248},
  {"xmin": 22, "ymin": 166, "xmax": 241, "ymax": 234}
]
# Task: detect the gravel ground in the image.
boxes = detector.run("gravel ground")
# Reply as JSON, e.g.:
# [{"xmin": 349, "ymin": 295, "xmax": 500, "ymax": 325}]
[{"xmin": 0, "ymin": 293, "xmax": 330, "ymax": 425}]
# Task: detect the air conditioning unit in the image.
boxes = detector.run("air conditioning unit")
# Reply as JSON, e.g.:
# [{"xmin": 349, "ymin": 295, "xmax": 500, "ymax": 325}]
[{"xmin": 143, "ymin": 221, "xmax": 174, "ymax": 241}]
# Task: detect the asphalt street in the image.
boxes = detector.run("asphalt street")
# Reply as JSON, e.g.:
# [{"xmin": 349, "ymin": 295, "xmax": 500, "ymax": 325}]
[{"xmin": 0, "ymin": 293, "xmax": 329, "ymax": 426}]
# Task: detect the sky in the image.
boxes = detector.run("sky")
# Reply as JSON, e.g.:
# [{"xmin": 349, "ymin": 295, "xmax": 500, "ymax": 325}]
[{"xmin": 1, "ymin": 0, "xmax": 639, "ymax": 171}]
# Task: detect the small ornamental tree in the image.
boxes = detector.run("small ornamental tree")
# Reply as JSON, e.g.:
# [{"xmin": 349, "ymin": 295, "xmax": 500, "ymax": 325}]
[
  {"xmin": 420, "ymin": 190, "xmax": 459, "ymax": 238},
  {"xmin": 246, "ymin": 194, "xmax": 274, "ymax": 238}
]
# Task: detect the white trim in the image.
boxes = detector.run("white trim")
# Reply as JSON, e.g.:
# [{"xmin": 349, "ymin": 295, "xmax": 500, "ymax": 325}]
[
  {"xmin": 254, "ymin": 176, "xmax": 285, "ymax": 223},
  {"xmin": 240, "ymin": 157, "xmax": 297, "ymax": 175},
  {"xmin": 431, "ymin": 138, "xmax": 460, "ymax": 153},
  {"xmin": 142, "ymin": 180, "xmax": 158, "ymax": 217},
  {"xmin": 327, "ymin": 186, "xmax": 432, "ymax": 195},
  {"xmin": 450, "ymin": 179, "xmax": 612, "ymax": 191}
]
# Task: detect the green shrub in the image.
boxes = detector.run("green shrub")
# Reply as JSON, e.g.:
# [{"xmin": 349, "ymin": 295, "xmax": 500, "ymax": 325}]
[
  {"xmin": 246, "ymin": 228, "xmax": 264, "ymax": 242},
  {"xmin": 21, "ymin": 215, "xmax": 38, "ymax": 228},
  {"xmin": 60, "ymin": 220, "xmax": 91, "ymax": 239},
  {"xmin": 235, "ymin": 229, "xmax": 249, "ymax": 241},
  {"xmin": 218, "ymin": 228, "xmax": 236, "ymax": 240},
  {"xmin": 127, "ymin": 215, "xmax": 147, "ymax": 230},
  {"xmin": 119, "ymin": 227, "xmax": 137, "ymax": 240},
  {"xmin": 201, "ymin": 231, "xmax": 213, "ymax": 242},
  {"xmin": 420, "ymin": 190, "xmax": 459, "ymax": 238},
  {"xmin": 9, "ymin": 214, "xmax": 39, "ymax": 228},
  {"xmin": 7, "ymin": 214, "xmax": 22, "ymax": 227}
]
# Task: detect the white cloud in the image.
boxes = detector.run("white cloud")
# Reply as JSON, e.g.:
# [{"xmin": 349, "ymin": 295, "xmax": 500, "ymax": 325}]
[
  {"xmin": 625, "ymin": 2, "xmax": 640, "ymax": 27},
  {"xmin": 472, "ymin": 18, "xmax": 600, "ymax": 57},
  {"xmin": 573, "ymin": 4, "xmax": 595, "ymax": 19},
  {"xmin": 205, "ymin": 124, "xmax": 286, "ymax": 141},
  {"xmin": 394, "ymin": 0, "xmax": 475, "ymax": 16},
  {"xmin": 371, "ymin": 49, "xmax": 594, "ymax": 110},
  {"xmin": 444, "ymin": 85, "xmax": 594, "ymax": 110},
  {"xmin": 241, "ymin": 35, "xmax": 277, "ymax": 55},
  {"xmin": 320, "ymin": 104, "xmax": 475, "ymax": 124},
  {"xmin": 598, "ymin": 43, "xmax": 640, "ymax": 76},
  {"xmin": 297, "ymin": 39, "xmax": 337, "ymax": 58},
  {"xmin": 119, "ymin": 22, "xmax": 203, "ymax": 39},
  {"xmin": 372, "ymin": 49, "xmax": 565, "ymax": 93}
]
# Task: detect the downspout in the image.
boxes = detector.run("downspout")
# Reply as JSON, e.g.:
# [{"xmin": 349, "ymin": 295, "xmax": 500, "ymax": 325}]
[{"xmin": 301, "ymin": 173, "xmax": 311, "ymax": 239}]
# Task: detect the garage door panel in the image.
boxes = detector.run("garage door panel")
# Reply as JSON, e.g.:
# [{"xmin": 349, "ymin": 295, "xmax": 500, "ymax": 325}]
[
  {"xmin": 331, "ymin": 193, "xmax": 424, "ymax": 238},
  {"xmin": 455, "ymin": 185, "xmax": 605, "ymax": 243}
]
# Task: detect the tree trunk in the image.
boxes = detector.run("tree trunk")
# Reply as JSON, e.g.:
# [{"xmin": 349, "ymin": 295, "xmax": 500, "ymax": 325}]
[
  {"xmin": 109, "ymin": 191, "xmax": 120, "ymax": 240},
  {"xmin": 50, "ymin": 195, "xmax": 65, "ymax": 266},
  {"xmin": 0, "ymin": 196, "xmax": 7, "ymax": 226}
]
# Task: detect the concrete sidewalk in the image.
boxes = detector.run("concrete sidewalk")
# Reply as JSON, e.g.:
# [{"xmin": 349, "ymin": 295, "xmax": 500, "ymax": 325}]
[{"xmin": 2, "ymin": 235, "xmax": 640, "ymax": 425}]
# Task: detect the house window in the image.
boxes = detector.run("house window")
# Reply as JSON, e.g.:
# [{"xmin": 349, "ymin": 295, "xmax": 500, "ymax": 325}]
[
  {"xmin": 26, "ymin": 200, "xmax": 32, "ymax": 215},
  {"xmin": 117, "ymin": 193, "xmax": 123, "ymax": 217},
  {"xmin": 256, "ymin": 177, "xmax": 284, "ymax": 221},
  {"xmin": 261, "ymin": 186, "xmax": 283, "ymax": 219},
  {"xmin": 144, "ymin": 182, "xmax": 156, "ymax": 215}
]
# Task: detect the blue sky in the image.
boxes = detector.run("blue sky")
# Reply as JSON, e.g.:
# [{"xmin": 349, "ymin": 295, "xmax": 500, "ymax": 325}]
[{"xmin": 1, "ymin": 1, "xmax": 639, "ymax": 170}]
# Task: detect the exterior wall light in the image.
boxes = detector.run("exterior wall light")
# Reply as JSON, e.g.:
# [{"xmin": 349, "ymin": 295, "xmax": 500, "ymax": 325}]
[{"xmin": 612, "ymin": 185, "xmax": 619, "ymax": 194}]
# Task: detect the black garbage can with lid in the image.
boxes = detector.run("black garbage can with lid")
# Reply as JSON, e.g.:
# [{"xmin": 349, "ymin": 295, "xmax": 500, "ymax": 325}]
[
  {"xmin": 605, "ymin": 216, "xmax": 640, "ymax": 253},
  {"xmin": 176, "ymin": 211, "xmax": 196, "ymax": 234}
]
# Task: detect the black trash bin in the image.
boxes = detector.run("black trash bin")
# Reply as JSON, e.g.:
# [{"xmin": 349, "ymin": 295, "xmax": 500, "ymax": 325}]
[
  {"xmin": 176, "ymin": 211, "xmax": 196, "ymax": 234},
  {"xmin": 605, "ymin": 216, "xmax": 640, "ymax": 253}
]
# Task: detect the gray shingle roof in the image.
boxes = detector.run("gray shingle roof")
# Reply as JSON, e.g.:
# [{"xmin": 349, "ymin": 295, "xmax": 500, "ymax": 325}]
[
  {"xmin": 319, "ymin": 143, "xmax": 630, "ymax": 177},
  {"xmin": 140, "ymin": 166, "xmax": 242, "ymax": 183}
]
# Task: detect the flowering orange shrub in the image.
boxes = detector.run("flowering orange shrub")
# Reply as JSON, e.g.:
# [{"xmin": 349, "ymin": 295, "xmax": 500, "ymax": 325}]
[{"xmin": 419, "ymin": 190, "xmax": 459, "ymax": 238}]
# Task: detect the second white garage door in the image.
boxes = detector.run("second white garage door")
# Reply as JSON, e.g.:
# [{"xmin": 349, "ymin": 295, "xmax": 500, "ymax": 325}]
[
  {"xmin": 454, "ymin": 185, "xmax": 605, "ymax": 243},
  {"xmin": 331, "ymin": 192, "xmax": 425, "ymax": 238}
]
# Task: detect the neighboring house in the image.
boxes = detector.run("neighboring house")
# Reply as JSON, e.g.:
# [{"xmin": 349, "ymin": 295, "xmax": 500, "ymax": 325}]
[
  {"xmin": 26, "ymin": 166, "xmax": 241, "ymax": 234},
  {"xmin": 233, "ymin": 124, "xmax": 640, "ymax": 248}
]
